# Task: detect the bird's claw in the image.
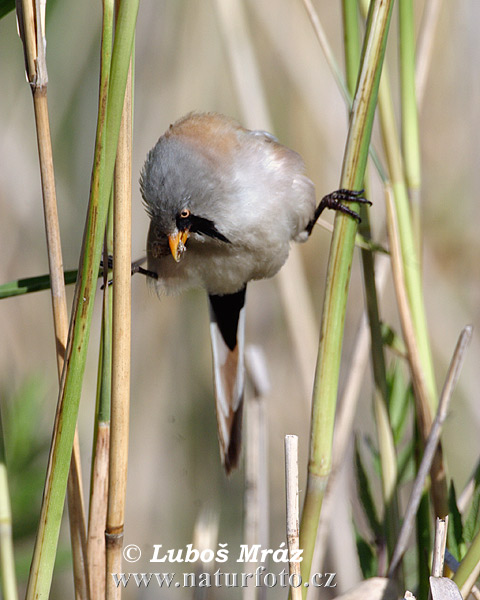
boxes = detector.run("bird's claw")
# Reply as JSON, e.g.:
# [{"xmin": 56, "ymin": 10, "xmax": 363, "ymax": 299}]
[{"xmin": 321, "ymin": 189, "xmax": 371, "ymax": 223}]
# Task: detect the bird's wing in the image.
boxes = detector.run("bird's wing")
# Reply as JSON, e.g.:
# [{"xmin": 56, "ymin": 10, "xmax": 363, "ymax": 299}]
[{"xmin": 208, "ymin": 287, "xmax": 246, "ymax": 473}]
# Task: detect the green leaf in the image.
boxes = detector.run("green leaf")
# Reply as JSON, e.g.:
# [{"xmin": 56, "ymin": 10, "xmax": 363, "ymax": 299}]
[
  {"xmin": 416, "ymin": 490, "xmax": 432, "ymax": 600},
  {"xmin": 387, "ymin": 363, "xmax": 412, "ymax": 444},
  {"xmin": 1, "ymin": 378, "xmax": 50, "ymax": 540},
  {"xmin": 355, "ymin": 530, "xmax": 378, "ymax": 579},
  {"xmin": 464, "ymin": 463, "xmax": 480, "ymax": 543},
  {"xmin": 0, "ymin": 269, "xmax": 95, "ymax": 299},
  {"xmin": 381, "ymin": 322, "xmax": 407, "ymax": 357},
  {"xmin": 448, "ymin": 481, "xmax": 466, "ymax": 561},
  {"xmin": 396, "ymin": 438, "xmax": 415, "ymax": 486},
  {"xmin": 355, "ymin": 439, "xmax": 383, "ymax": 538}
]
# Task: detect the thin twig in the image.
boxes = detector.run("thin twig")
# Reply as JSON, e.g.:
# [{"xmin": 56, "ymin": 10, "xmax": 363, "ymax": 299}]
[
  {"xmin": 388, "ymin": 325, "xmax": 473, "ymax": 576},
  {"xmin": 301, "ymin": 0, "xmax": 351, "ymax": 104}
]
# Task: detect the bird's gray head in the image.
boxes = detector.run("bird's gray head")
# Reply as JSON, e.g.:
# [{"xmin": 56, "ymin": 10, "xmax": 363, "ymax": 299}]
[{"xmin": 140, "ymin": 135, "xmax": 231, "ymax": 262}]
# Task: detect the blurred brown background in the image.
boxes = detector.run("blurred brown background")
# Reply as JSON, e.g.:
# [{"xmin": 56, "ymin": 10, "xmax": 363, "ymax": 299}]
[{"xmin": 0, "ymin": 1, "xmax": 479, "ymax": 598}]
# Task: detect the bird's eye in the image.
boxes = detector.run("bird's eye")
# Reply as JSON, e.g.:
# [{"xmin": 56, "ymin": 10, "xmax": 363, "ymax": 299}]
[{"xmin": 179, "ymin": 209, "xmax": 190, "ymax": 219}]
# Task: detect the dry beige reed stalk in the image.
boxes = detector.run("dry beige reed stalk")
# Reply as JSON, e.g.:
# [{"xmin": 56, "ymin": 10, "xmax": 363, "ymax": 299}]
[
  {"xmin": 16, "ymin": 1, "xmax": 88, "ymax": 597},
  {"xmin": 431, "ymin": 517, "xmax": 448, "ymax": 577},
  {"xmin": 87, "ymin": 422, "xmax": 110, "ymax": 599},
  {"xmin": 285, "ymin": 435, "xmax": 302, "ymax": 600},
  {"xmin": 105, "ymin": 61, "xmax": 132, "ymax": 600}
]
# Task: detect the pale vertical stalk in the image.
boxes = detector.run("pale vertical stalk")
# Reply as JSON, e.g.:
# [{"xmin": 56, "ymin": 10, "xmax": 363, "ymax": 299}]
[
  {"xmin": 105, "ymin": 60, "xmax": 132, "ymax": 600},
  {"xmin": 32, "ymin": 93, "xmax": 88, "ymax": 595},
  {"xmin": 33, "ymin": 91, "xmax": 89, "ymax": 600},
  {"xmin": 244, "ymin": 347, "xmax": 269, "ymax": 600},
  {"xmin": 88, "ymin": 422, "xmax": 110, "ymax": 599},
  {"xmin": 16, "ymin": 1, "xmax": 88, "ymax": 597},
  {"xmin": 285, "ymin": 436, "xmax": 302, "ymax": 600},
  {"xmin": 416, "ymin": 0, "xmax": 443, "ymax": 106},
  {"xmin": 0, "ymin": 464, "xmax": 18, "ymax": 600},
  {"xmin": 192, "ymin": 510, "xmax": 219, "ymax": 600}
]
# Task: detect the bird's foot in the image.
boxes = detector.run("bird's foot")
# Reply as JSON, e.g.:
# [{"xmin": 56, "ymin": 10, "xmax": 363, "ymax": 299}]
[
  {"xmin": 307, "ymin": 189, "xmax": 371, "ymax": 234},
  {"xmin": 321, "ymin": 189, "xmax": 371, "ymax": 222}
]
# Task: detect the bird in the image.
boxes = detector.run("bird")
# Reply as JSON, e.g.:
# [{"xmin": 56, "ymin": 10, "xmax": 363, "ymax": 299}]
[{"xmin": 139, "ymin": 112, "xmax": 369, "ymax": 473}]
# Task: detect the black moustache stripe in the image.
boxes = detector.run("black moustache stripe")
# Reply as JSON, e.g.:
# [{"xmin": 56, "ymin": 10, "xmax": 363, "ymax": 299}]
[{"xmin": 178, "ymin": 214, "xmax": 231, "ymax": 243}]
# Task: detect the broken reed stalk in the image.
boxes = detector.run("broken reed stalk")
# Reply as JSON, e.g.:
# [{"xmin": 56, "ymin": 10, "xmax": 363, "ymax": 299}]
[
  {"xmin": 299, "ymin": 1, "xmax": 394, "ymax": 591},
  {"xmin": 285, "ymin": 436, "xmax": 302, "ymax": 600},
  {"xmin": 105, "ymin": 59, "xmax": 133, "ymax": 600},
  {"xmin": 15, "ymin": 1, "xmax": 88, "ymax": 597},
  {"xmin": 431, "ymin": 517, "xmax": 448, "ymax": 577}
]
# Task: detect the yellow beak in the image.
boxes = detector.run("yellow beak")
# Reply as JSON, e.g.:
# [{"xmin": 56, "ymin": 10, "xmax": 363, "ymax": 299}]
[{"xmin": 168, "ymin": 229, "xmax": 189, "ymax": 262}]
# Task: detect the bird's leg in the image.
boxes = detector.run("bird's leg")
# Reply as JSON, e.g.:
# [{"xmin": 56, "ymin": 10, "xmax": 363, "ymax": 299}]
[
  {"xmin": 131, "ymin": 260, "xmax": 158, "ymax": 280},
  {"xmin": 306, "ymin": 189, "xmax": 371, "ymax": 235},
  {"xmin": 100, "ymin": 255, "xmax": 158, "ymax": 287}
]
